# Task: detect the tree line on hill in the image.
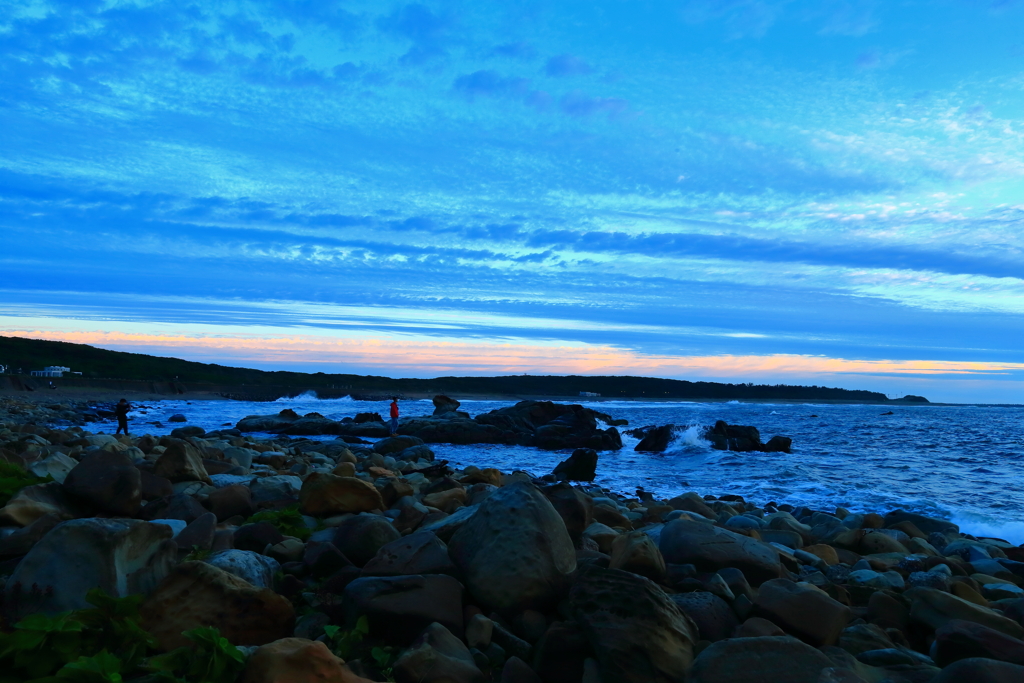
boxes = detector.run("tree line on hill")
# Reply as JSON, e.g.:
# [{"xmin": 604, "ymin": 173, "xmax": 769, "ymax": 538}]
[{"xmin": 0, "ymin": 335, "xmax": 915, "ymax": 402}]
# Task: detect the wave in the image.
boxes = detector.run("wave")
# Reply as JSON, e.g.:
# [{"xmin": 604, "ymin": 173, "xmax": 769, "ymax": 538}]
[
  {"xmin": 664, "ymin": 424, "xmax": 713, "ymax": 453},
  {"xmin": 950, "ymin": 511, "xmax": 1024, "ymax": 545},
  {"xmin": 273, "ymin": 391, "xmax": 355, "ymax": 403}
]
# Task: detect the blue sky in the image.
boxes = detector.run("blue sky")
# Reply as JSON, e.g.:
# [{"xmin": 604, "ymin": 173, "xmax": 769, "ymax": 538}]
[{"xmin": 2, "ymin": 0, "xmax": 1024, "ymax": 402}]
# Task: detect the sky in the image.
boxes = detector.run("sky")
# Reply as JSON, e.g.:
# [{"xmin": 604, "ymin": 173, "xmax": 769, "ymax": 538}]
[{"xmin": 2, "ymin": 0, "xmax": 1024, "ymax": 403}]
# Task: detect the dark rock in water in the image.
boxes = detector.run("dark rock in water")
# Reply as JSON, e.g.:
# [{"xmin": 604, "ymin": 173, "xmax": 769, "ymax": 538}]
[
  {"xmin": 170, "ymin": 425, "xmax": 205, "ymax": 438},
  {"xmin": 705, "ymin": 420, "xmax": 761, "ymax": 452},
  {"xmin": 762, "ymin": 435, "xmax": 792, "ymax": 453},
  {"xmin": 635, "ymin": 425, "xmax": 674, "ymax": 452},
  {"xmin": 433, "ymin": 394, "xmax": 462, "ymax": 415},
  {"xmin": 880, "ymin": 411, "xmax": 895, "ymax": 416},
  {"xmin": 475, "ymin": 400, "xmax": 622, "ymax": 451},
  {"xmin": 354, "ymin": 412, "xmax": 383, "ymax": 423},
  {"xmin": 343, "ymin": 574, "xmax": 465, "ymax": 644},
  {"xmin": 236, "ymin": 409, "xmax": 300, "ymax": 432},
  {"xmin": 552, "ymin": 448, "xmax": 598, "ymax": 482},
  {"xmin": 62, "ymin": 450, "xmax": 142, "ymax": 516},
  {"xmin": 374, "ymin": 434, "xmax": 425, "ymax": 455},
  {"xmin": 570, "ymin": 567, "xmax": 697, "ymax": 683},
  {"xmin": 168, "ymin": 414, "xmax": 187, "ymax": 423}
]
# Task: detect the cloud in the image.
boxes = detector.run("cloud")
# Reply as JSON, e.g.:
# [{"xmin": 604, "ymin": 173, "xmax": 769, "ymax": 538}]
[
  {"xmin": 680, "ymin": 0, "xmax": 790, "ymax": 39},
  {"xmin": 545, "ymin": 54, "xmax": 593, "ymax": 77},
  {"xmin": 559, "ymin": 90, "xmax": 630, "ymax": 119},
  {"xmin": 490, "ymin": 41, "xmax": 537, "ymax": 60},
  {"xmin": 453, "ymin": 70, "xmax": 530, "ymax": 98},
  {"xmin": 377, "ymin": 3, "xmax": 450, "ymax": 42}
]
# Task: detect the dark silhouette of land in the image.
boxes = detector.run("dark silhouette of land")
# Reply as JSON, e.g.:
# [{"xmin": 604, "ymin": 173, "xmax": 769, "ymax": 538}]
[{"xmin": 0, "ymin": 335, "xmax": 923, "ymax": 403}]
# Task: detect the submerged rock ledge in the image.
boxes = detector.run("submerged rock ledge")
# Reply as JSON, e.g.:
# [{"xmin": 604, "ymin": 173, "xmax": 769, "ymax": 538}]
[{"xmin": 0, "ymin": 395, "xmax": 1021, "ymax": 683}]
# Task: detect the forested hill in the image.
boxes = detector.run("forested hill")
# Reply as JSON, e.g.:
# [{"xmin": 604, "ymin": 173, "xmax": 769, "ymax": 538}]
[{"xmin": 0, "ymin": 335, "xmax": 905, "ymax": 402}]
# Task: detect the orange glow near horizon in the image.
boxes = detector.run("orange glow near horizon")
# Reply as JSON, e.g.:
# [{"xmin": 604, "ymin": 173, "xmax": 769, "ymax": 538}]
[{"xmin": 5, "ymin": 328, "xmax": 1023, "ymax": 379}]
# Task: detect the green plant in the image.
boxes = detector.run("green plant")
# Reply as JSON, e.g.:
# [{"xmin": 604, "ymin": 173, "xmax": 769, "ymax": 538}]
[
  {"xmin": 182, "ymin": 545, "xmax": 212, "ymax": 562},
  {"xmin": 52, "ymin": 651, "xmax": 124, "ymax": 682},
  {"xmin": 144, "ymin": 627, "xmax": 245, "ymax": 683},
  {"xmin": 0, "ymin": 461, "xmax": 50, "ymax": 507},
  {"xmin": 322, "ymin": 616, "xmax": 369, "ymax": 660},
  {"xmin": 246, "ymin": 505, "xmax": 312, "ymax": 541},
  {"xmin": 370, "ymin": 646, "xmax": 396, "ymax": 682},
  {"xmin": 0, "ymin": 611, "xmax": 86, "ymax": 680}
]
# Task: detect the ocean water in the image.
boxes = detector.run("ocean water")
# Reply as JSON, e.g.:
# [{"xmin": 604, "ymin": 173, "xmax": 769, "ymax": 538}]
[{"xmin": 100, "ymin": 394, "xmax": 1024, "ymax": 544}]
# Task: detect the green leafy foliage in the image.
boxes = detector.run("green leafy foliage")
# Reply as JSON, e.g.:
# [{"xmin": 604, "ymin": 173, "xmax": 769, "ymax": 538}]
[
  {"xmin": 322, "ymin": 616, "xmax": 369, "ymax": 661},
  {"xmin": 144, "ymin": 627, "xmax": 246, "ymax": 683},
  {"xmin": 0, "ymin": 461, "xmax": 49, "ymax": 507},
  {"xmin": 0, "ymin": 612, "xmax": 85, "ymax": 680},
  {"xmin": 246, "ymin": 505, "xmax": 312, "ymax": 541}
]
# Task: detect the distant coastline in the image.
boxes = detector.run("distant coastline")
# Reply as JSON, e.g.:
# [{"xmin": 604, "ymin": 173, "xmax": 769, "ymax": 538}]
[{"xmin": 2, "ymin": 334, "xmax": 926, "ymax": 404}]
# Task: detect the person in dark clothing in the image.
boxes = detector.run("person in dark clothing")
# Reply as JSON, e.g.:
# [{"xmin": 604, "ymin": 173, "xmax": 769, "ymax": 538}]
[
  {"xmin": 389, "ymin": 397, "xmax": 399, "ymax": 435},
  {"xmin": 115, "ymin": 398, "xmax": 132, "ymax": 436}
]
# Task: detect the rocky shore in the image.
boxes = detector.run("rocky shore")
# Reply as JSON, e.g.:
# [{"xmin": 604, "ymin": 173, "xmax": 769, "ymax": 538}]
[{"xmin": 1, "ymin": 395, "xmax": 1023, "ymax": 682}]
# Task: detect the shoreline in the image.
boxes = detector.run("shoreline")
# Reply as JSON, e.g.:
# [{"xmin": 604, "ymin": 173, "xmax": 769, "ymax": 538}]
[
  {"xmin": 1, "ymin": 387, "xmax": 1005, "ymax": 407},
  {"xmin": 2, "ymin": 396, "xmax": 1024, "ymax": 681}
]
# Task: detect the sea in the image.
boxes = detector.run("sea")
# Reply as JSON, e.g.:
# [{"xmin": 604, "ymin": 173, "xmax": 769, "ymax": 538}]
[{"xmin": 97, "ymin": 394, "xmax": 1024, "ymax": 544}]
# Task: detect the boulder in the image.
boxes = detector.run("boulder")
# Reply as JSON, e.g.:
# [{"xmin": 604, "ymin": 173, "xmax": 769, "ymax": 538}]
[
  {"xmin": 250, "ymin": 475, "xmax": 303, "ymax": 504},
  {"xmin": 501, "ymin": 657, "xmax": 542, "ymax": 683},
  {"xmin": 883, "ymin": 510, "xmax": 958, "ymax": 535},
  {"xmin": 704, "ymin": 421, "xmax": 764, "ymax": 452},
  {"xmin": 140, "ymin": 470, "xmax": 174, "ymax": 500},
  {"xmin": 608, "ymin": 530, "xmax": 666, "ymax": 581},
  {"xmin": 660, "ymin": 518, "xmax": 783, "ymax": 585},
  {"xmin": 206, "ymin": 483, "xmax": 255, "ymax": 521},
  {"xmin": 4, "ymin": 518, "xmax": 176, "ymax": 618},
  {"xmin": 762, "ymin": 436, "xmax": 792, "ymax": 453},
  {"xmin": 28, "ymin": 452, "xmax": 77, "ymax": 483},
  {"xmin": 634, "ymin": 425, "xmax": 674, "ymax": 452},
  {"xmin": 234, "ymin": 521, "xmax": 285, "ymax": 553},
  {"xmin": 433, "ymin": 395, "xmax": 462, "ymax": 416},
  {"xmin": 0, "ymin": 512, "xmax": 63, "ymax": 559},
  {"xmin": 690, "ymin": 636, "xmax": 835, "ymax": 683},
  {"xmin": 206, "ymin": 549, "xmax": 281, "ymax": 588},
  {"xmin": 241, "ymin": 638, "xmax": 377, "ymax": 683},
  {"xmin": 551, "ymin": 448, "xmax": 598, "ymax": 482},
  {"xmin": 570, "ymin": 567, "xmax": 697, "ymax": 683},
  {"xmin": 171, "ymin": 425, "xmax": 205, "ymax": 438},
  {"xmin": 393, "ymin": 622, "xmax": 483, "ymax": 683},
  {"xmin": 541, "ymin": 483, "xmax": 593, "ymax": 547},
  {"xmin": 304, "ymin": 541, "xmax": 352, "ymax": 579},
  {"xmin": 62, "ymin": 451, "xmax": 142, "ymax": 516},
  {"xmin": 330, "ymin": 514, "xmax": 401, "ymax": 567},
  {"xmin": 362, "ymin": 530, "xmax": 458, "ymax": 577},
  {"xmin": 374, "ymin": 435, "xmax": 425, "ymax": 455},
  {"xmin": 140, "ymin": 493, "xmax": 207, "ymax": 523},
  {"xmin": 154, "ymin": 441, "xmax": 212, "ymax": 484},
  {"xmin": 906, "ymin": 586, "xmax": 1024, "ymax": 638},
  {"xmin": 299, "ymin": 473, "xmax": 384, "ymax": 516},
  {"xmin": 0, "ymin": 481, "xmax": 85, "ymax": 526},
  {"xmin": 670, "ymin": 591, "xmax": 738, "ymax": 642},
  {"xmin": 532, "ymin": 621, "xmax": 591, "ymax": 683},
  {"xmin": 175, "ymin": 512, "xmax": 217, "ymax": 552},
  {"xmin": 448, "ymin": 482, "xmax": 576, "ymax": 614},
  {"xmin": 140, "ymin": 561, "xmax": 295, "ymax": 650},
  {"xmin": 753, "ymin": 578, "xmax": 852, "ymax": 647},
  {"xmin": 236, "ymin": 409, "xmax": 301, "ymax": 432},
  {"xmin": 354, "ymin": 412, "xmax": 384, "ymax": 423},
  {"xmin": 932, "ymin": 657, "xmax": 1024, "ymax": 683},
  {"xmin": 344, "ymin": 574, "xmax": 465, "ymax": 644},
  {"xmin": 932, "ymin": 618, "xmax": 1024, "ymax": 667}
]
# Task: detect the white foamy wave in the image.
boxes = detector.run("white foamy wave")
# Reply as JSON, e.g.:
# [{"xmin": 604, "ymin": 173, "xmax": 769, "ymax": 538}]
[
  {"xmin": 665, "ymin": 425, "xmax": 712, "ymax": 452},
  {"xmin": 274, "ymin": 391, "xmax": 355, "ymax": 403},
  {"xmin": 950, "ymin": 512, "xmax": 1024, "ymax": 545}
]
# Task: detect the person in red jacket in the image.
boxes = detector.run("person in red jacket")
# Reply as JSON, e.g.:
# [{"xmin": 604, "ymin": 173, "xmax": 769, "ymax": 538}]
[{"xmin": 389, "ymin": 397, "xmax": 400, "ymax": 435}]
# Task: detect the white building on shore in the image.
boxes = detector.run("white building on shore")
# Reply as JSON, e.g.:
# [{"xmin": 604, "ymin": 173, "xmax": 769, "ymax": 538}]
[{"xmin": 30, "ymin": 366, "xmax": 71, "ymax": 377}]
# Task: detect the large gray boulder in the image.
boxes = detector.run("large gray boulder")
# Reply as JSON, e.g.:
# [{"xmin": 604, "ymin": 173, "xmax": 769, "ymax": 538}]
[
  {"xmin": 660, "ymin": 517, "xmax": 783, "ymax": 585},
  {"xmin": 236, "ymin": 409, "xmax": 301, "ymax": 432},
  {"xmin": 62, "ymin": 450, "xmax": 142, "ymax": 516},
  {"xmin": 206, "ymin": 549, "xmax": 281, "ymax": 588},
  {"xmin": 690, "ymin": 636, "xmax": 836, "ymax": 683},
  {"xmin": 448, "ymin": 482, "xmax": 576, "ymax": 614},
  {"xmin": 4, "ymin": 518, "xmax": 177, "ymax": 618},
  {"xmin": 393, "ymin": 622, "xmax": 484, "ymax": 683},
  {"xmin": 571, "ymin": 567, "xmax": 697, "ymax": 683}
]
